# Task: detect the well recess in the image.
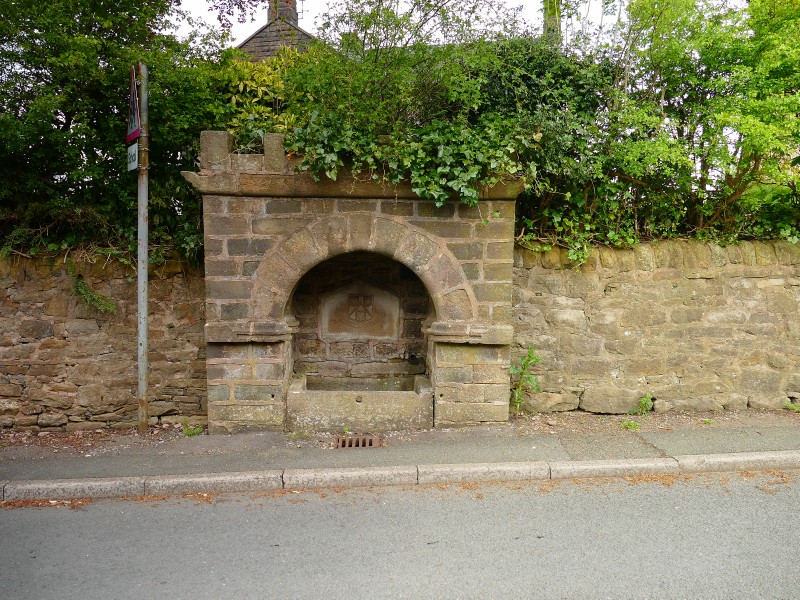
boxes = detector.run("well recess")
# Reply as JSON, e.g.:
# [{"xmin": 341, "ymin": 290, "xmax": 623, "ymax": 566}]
[{"xmin": 183, "ymin": 131, "xmax": 521, "ymax": 433}]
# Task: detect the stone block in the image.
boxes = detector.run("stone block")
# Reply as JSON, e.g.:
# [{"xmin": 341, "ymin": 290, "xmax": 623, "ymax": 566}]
[
  {"xmin": 348, "ymin": 214, "xmax": 375, "ymax": 249},
  {"xmin": 475, "ymin": 220, "xmax": 512, "ymax": 240},
  {"xmin": 208, "ymin": 402, "xmax": 284, "ymax": 433},
  {"xmin": 380, "ymin": 200, "xmax": 414, "ymax": 216},
  {"xmin": 472, "ymin": 364, "xmax": 509, "ymax": 384},
  {"xmin": 37, "ymin": 412, "xmax": 68, "ymax": 427},
  {"xmin": 207, "ymin": 385, "xmax": 231, "ymax": 402},
  {"xmin": 522, "ymin": 391, "xmax": 579, "ymax": 413},
  {"xmin": 227, "ymin": 238, "xmax": 274, "ymax": 256},
  {"xmin": 279, "ymin": 230, "xmax": 323, "ymax": 274},
  {"xmin": 19, "ymin": 319, "xmax": 53, "ymax": 340},
  {"xmin": 200, "ymin": 130, "xmax": 234, "ymax": 171},
  {"xmin": 448, "ymin": 242, "xmax": 483, "ymax": 260},
  {"xmin": 482, "ymin": 263, "xmax": 514, "ymax": 282},
  {"xmin": 545, "ymin": 308, "xmax": 588, "ymax": 331},
  {"xmin": 486, "ymin": 242, "xmax": 513, "ymax": 261},
  {"xmin": 654, "ymin": 395, "xmax": 724, "ymax": 412},
  {"xmin": 398, "ymin": 231, "xmax": 440, "ymax": 270},
  {"xmin": 437, "ymin": 289, "xmax": 473, "ymax": 321},
  {"xmin": 255, "ymin": 363, "xmax": 284, "ymax": 380},
  {"xmin": 252, "ymin": 217, "xmax": 311, "ymax": 236},
  {"xmin": 579, "ymin": 386, "xmax": 641, "ymax": 414},
  {"xmin": 483, "ymin": 383, "xmax": 511, "ymax": 403},
  {"xmin": 206, "ymin": 343, "xmax": 249, "ymax": 359},
  {"xmin": 234, "ymin": 384, "xmax": 283, "ymax": 402},
  {"xmin": 220, "ymin": 303, "xmax": 249, "ymax": 321},
  {"xmin": 739, "ymin": 368, "xmax": 785, "ymax": 394},
  {"xmin": 205, "ymin": 280, "xmax": 252, "ymax": 300},
  {"xmin": 434, "ymin": 384, "xmax": 478, "ymax": 403},
  {"xmin": 473, "ymin": 283, "xmax": 512, "ymax": 303},
  {"xmin": 263, "ymin": 133, "xmax": 286, "ymax": 172},
  {"xmin": 0, "ymin": 399, "xmax": 21, "ymax": 414},
  {"xmin": 205, "ymin": 215, "xmax": 250, "ymax": 236},
  {"xmin": 435, "ymin": 401, "xmax": 509, "ymax": 425},
  {"xmin": 64, "ymin": 319, "xmax": 99, "ymax": 335},
  {"xmin": 748, "ymin": 396, "xmax": 786, "ymax": 410},
  {"xmin": 0, "ymin": 383, "xmax": 22, "ymax": 398},
  {"xmin": 412, "ymin": 220, "xmax": 472, "ymax": 240},
  {"xmin": 433, "ymin": 366, "xmax": 473, "ymax": 385},
  {"xmin": 205, "ymin": 260, "xmax": 239, "ymax": 277},
  {"xmin": 148, "ymin": 401, "xmax": 178, "ymax": 417}
]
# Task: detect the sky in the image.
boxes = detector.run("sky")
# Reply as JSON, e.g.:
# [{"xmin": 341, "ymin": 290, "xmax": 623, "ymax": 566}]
[{"xmin": 181, "ymin": 0, "xmax": 546, "ymax": 45}]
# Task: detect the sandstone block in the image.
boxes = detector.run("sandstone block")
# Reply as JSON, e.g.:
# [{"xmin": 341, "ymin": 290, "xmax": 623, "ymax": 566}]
[
  {"xmin": 748, "ymin": 396, "xmax": 786, "ymax": 410},
  {"xmin": 522, "ymin": 391, "xmax": 579, "ymax": 413},
  {"xmin": 38, "ymin": 412, "xmax": 68, "ymax": 427},
  {"xmin": 20, "ymin": 319, "xmax": 53, "ymax": 340},
  {"xmin": 435, "ymin": 401, "xmax": 509, "ymax": 425},
  {"xmin": 0, "ymin": 399, "xmax": 21, "ymax": 414},
  {"xmin": 0, "ymin": 383, "xmax": 22, "ymax": 398},
  {"xmin": 654, "ymin": 396, "xmax": 724, "ymax": 412},
  {"xmin": 579, "ymin": 386, "xmax": 641, "ymax": 414}
]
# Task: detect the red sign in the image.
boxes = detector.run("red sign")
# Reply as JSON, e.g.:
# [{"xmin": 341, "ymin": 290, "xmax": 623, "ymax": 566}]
[{"xmin": 126, "ymin": 67, "xmax": 141, "ymax": 144}]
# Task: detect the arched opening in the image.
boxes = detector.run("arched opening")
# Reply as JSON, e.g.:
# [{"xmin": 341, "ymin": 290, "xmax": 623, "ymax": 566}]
[
  {"xmin": 290, "ymin": 251, "xmax": 434, "ymax": 387},
  {"xmin": 286, "ymin": 252, "xmax": 436, "ymax": 431}
]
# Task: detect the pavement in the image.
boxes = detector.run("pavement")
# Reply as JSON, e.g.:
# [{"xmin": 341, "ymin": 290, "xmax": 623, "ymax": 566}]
[{"xmin": 2, "ymin": 411, "xmax": 800, "ymax": 501}]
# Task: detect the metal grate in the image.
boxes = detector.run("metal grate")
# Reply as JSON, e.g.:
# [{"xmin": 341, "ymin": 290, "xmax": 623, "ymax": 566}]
[{"xmin": 335, "ymin": 435, "xmax": 383, "ymax": 449}]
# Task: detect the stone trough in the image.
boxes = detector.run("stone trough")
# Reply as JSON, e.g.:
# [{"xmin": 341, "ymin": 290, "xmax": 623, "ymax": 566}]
[{"xmin": 287, "ymin": 375, "xmax": 434, "ymax": 433}]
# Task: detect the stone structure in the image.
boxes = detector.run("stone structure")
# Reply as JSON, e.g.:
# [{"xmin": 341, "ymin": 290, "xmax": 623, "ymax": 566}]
[
  {"xmin": 0, "ymin": 257, "xmax": 206, "ymax": 431},
  {"xmin": 514, "ymin": 242, "xmax": 800, "ymax": 413},
  {"xmin": 183, "ymin": 131, "xmax": 520, "ymax": 433},
  {"xmin": 1, "ymin": 239, "xmax": 798, "ymax": 432},
  {"xmin": 238, "ymin": 0, "xmax": 313, "ymax": 61}
]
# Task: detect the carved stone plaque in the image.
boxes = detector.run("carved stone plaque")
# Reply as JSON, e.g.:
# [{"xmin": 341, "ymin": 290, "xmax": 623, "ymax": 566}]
[{"xmin": 321, "ymin": 282, "xmax": 400, "ymax": 340}]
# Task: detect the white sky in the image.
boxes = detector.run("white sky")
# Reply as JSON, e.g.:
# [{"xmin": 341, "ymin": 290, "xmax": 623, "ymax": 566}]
[{"xmin": 181, "ymin": 0, "xmax": 546, "ymax": 45}]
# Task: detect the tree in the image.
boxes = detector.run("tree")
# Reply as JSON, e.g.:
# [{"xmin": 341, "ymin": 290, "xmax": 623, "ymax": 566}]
[{"xmin": 0, "ymin": 0, "xmax": 232, "ymax": 260}]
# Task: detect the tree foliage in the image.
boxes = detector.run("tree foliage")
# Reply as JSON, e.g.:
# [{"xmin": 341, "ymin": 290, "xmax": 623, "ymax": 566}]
[
  {"xmin": 2, "ymin": 0, "xmax": 797, "ymax": 262},
  {"xmin": 0, "ymin": 0, "xmax": 233, "ymax": 261}
]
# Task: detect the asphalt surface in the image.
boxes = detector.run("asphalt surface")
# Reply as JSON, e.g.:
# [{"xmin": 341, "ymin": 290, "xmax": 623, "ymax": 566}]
[{"xmin": 2, "ymin": 412, "xmax": 800, "ymax": 500}]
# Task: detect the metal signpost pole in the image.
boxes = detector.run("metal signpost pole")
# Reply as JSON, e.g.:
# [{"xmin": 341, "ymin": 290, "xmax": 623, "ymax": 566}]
[{"xmin": 136, "ymin": 61, "xmax": 149, "ymax": 433}]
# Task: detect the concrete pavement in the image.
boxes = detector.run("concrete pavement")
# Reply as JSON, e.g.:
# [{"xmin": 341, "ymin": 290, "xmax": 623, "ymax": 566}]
[{"xmin": 2, "ymin": 412, "xmax": 800, "ymax": 500}]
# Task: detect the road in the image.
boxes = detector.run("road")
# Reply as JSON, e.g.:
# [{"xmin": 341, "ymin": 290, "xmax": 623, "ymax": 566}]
[{"xmin": 1, "ymin": 471, "xmax": 798, "ymax": 599}]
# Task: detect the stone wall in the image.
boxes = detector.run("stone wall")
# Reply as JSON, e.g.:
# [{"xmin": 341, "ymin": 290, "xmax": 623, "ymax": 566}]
[
  {"xmin": 513, "ymin": 241, "xmax": 800, "ymax": 413},
  {"xmin": 1, "ymin": 238, "xmax": 798, "ymax": 432},
  {"xmin": 0, "ymin": 257, "xmax": 206, "ymax": 431}
]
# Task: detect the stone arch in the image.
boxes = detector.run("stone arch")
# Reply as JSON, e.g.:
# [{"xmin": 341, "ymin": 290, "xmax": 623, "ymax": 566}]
[{"xmin": 251, "ymin": 214, "xmax": 477, "ymax": 323}]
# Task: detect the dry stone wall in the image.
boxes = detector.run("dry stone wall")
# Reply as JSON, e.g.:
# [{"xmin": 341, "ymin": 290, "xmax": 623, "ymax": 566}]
[
  {"xmin": 513, "ymin": 241, "xmax": 800, "ymax": 413},
  {"xmin": 0, "ymin": 257, "xmax": 206, "ymax": 431}
]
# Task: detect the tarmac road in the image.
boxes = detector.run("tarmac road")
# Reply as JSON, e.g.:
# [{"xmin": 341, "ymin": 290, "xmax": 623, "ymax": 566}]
[{"xmin": 1, "ymin": 470, "xmax": 798, "ymax": 599}]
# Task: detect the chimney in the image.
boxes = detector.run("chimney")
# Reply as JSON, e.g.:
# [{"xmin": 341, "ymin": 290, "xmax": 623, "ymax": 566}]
[{"xmin": 269, "ymin": 0, "xmax": 299, "ymax": 26}]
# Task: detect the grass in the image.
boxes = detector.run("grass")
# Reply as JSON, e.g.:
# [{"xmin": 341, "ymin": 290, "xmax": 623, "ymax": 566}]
[
  {"xmin": 620, "ymin": 419, "xmax": 640, "ymax": 431},
  {"xmin": 181, "ymin": 419, "xmax": 204, "ymax": 437},
  {"xmin": 784, "ymin": 400, "xmax": 800, "ymax": 413}
]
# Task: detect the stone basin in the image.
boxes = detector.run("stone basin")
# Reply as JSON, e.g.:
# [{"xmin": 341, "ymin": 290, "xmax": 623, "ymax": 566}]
[{"xmin": 287, "ymin": 374, "xmax": 434, "ymax": 433}]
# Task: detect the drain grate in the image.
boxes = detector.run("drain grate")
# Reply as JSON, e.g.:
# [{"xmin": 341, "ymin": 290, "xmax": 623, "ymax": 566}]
[{"xmin": 335, "ymin": 435, "xmax": 383, "ymax": 449}]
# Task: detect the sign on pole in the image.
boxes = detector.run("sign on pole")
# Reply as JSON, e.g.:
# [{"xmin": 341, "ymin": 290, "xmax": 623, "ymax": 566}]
[
  {"xmin": 127, "ymin": 142, "xmax": 138, "ymax": 171},
  {"xmin": 126, "ymin": 67, "xmax": 141, "ymax": 144}
]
